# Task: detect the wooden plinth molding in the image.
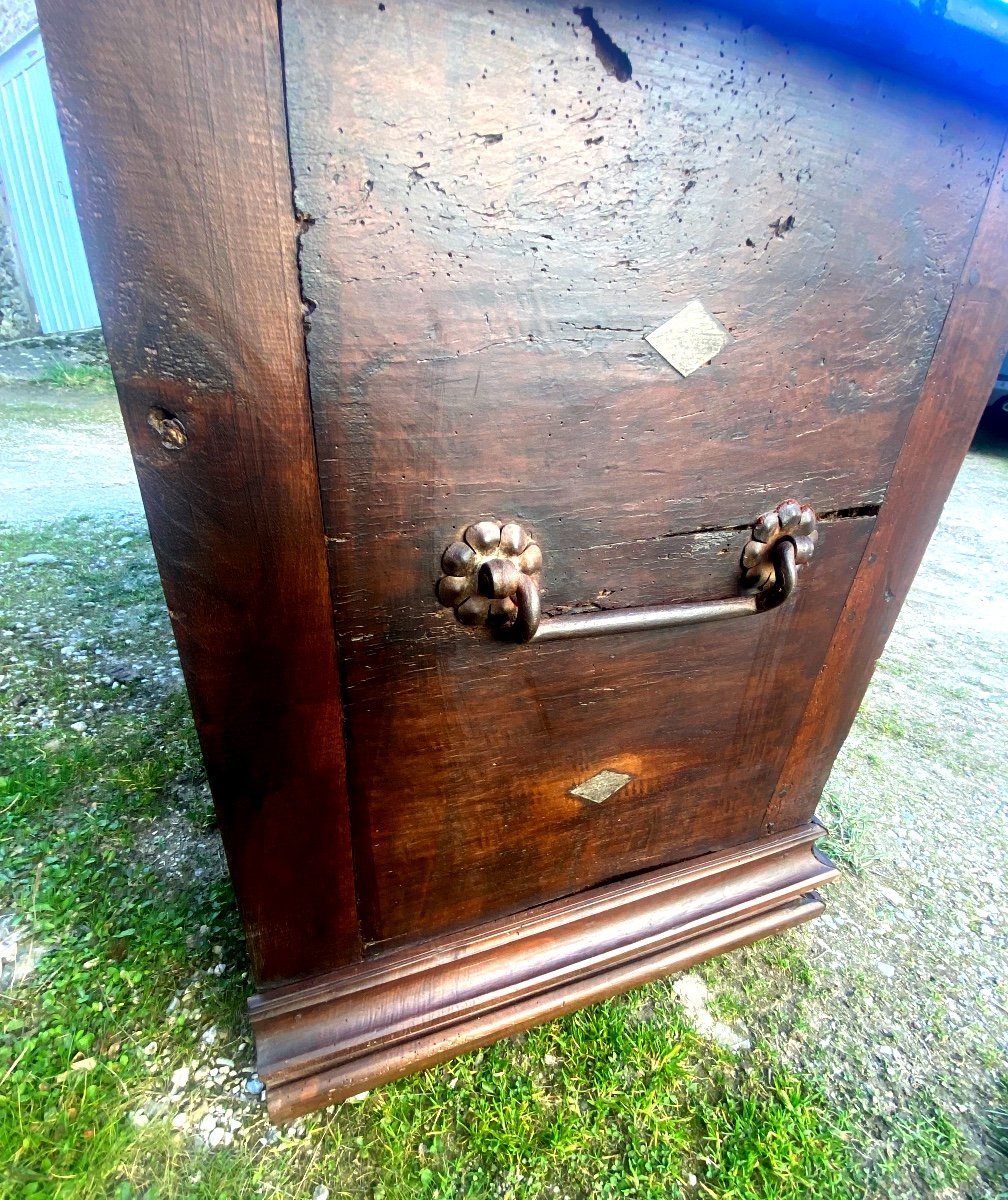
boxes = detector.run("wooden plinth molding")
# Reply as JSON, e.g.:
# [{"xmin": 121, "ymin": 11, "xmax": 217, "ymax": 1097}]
[{"xmin": 250, "ymin": 824, "xmax": 836, "ymax": 1122}]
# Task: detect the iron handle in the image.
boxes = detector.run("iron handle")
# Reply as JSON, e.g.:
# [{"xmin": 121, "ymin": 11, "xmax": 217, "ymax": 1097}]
[{"xmin": 437, "ymin": 500, "xmax": 816, "ymax": 645}]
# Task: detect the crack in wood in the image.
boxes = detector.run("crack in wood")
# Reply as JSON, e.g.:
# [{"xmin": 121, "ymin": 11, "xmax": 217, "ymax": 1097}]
[{"xmin": 572, "ymin": 6, "xmax": 632, "ymax": 83}]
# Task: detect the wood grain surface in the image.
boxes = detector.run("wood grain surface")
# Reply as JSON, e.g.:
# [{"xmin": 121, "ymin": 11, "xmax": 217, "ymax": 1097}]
[
  {"xmin": 335, "ymin": 514, "xmax": 870, "ymax": 943},
  {"xmin": 37, "ymin": 0, "xmax": 361, "ymax": 984},
  {"xmin": 764, "ymin": 137, "xmax": 1008, "ymax": 831},
  {"xmin": 39, "ymin": 0, "xmax": 1008, "ymax": 1025},
  {"xmin": 286, "ymin": 0, "xmax": 1001, "ymax": 543},
  {"xmin": 281, "ymin": 0, "xmax": 1003, "ymax": 944}
]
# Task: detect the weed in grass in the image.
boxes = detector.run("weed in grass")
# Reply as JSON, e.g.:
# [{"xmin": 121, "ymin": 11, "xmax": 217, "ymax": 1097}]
[
  {"xmin": 859, "ymin": 704, "xmax": 908, "ymax": 742},
  {"xmin": 698, "ymin": 935, "xmax": 815, "ymax": 1026},
  {"xmin": 868, "ymin": 1092, "xmax": 976, "ymax": 1194},
  {"xmin": 33, "ymin": 363, "xmax": 115, "ymax": 389},
  {"xmin": 986, "ymin": 1075, "xmax": 1008, "ymax": 1163},
  {"xmin": 816, "ymin": 781, "xmax": 876, "ymax": 876},
  {"xmin": 691, "ymin": 1061, "xmax": 853, "ymax": 1200},
  {"xmin": 365, "ymin": 1002, "xmax": 856, "ymax": 1200}
]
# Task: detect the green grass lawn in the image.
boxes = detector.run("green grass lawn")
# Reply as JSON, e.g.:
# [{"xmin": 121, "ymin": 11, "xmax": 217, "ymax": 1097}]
[{"xmin": 0, "ymin": 518, "xmax": 986, "ymax": 1199}]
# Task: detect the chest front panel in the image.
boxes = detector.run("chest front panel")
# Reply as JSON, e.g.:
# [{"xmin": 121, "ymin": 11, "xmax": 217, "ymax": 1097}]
[{"xmin": 282, "ymin": 0, "xmax": 1001, "ymax": 944}]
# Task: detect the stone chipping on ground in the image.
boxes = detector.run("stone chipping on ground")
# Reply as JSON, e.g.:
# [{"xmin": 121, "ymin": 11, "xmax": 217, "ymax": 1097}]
[
  {"xmin": 0, "ymin": 912, "xmax": 48, "ymax": 990},
  {"xmin": 0, "ymin": 381, "xmax": 142, "ymax": 524}
]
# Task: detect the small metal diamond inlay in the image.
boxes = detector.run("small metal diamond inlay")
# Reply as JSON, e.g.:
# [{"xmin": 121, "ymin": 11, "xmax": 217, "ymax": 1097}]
[
  {"xmin": 644, "ymin": 299, "xmax": 731, "ymax": 377},
  {"xmin": 570, "ymin": 770, "xmax": 633, "ymax": 805}
]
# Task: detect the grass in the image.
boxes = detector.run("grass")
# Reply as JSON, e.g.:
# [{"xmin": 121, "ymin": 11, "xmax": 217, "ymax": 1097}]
[
  {"xmin": 0, "ymin": 517, "xmax": 987, "ymax": 1199},
  {"xmin": 813, "ymin": 632, "xmax": 1008, "ymax": 882},
  {"xmin": 32, "ymin": 363, "xmax": 114, "ymax": 389},
  {"xmin": 875, "ymin": 1097, "xmax": 974, "ymax": 1193},
  {"xmin": 816, "ymin": 781, "xmax": 878, "ymax": 877},
  {"xmin": 987, "ymin": 1076, "xmax": 1008, "ymax": 1163}
]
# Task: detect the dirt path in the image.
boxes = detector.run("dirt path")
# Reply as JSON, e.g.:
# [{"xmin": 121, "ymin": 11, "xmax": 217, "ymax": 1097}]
[{"xmin": 0, "ymin": 383, "xmax": 142, "ymax": 525}]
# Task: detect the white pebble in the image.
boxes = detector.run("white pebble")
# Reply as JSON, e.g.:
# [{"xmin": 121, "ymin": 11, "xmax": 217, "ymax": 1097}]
[{"xmin": 170, "ymin": 1066, "xmax": 190, "ymax": 1090}]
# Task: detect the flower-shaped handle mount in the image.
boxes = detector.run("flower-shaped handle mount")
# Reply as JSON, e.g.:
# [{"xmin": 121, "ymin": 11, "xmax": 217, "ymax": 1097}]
[
  {"xmin": 740, "ymin": 499, "xmax": 817, "ymax": 595},
  {"xmin": 437, "ymin": 520, "xmax": 542, "ymax": 640}
]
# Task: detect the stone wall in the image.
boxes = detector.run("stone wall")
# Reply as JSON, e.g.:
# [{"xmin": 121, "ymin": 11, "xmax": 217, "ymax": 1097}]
[
  {"xmin": 0, "ymin": 0, "xmax": 37, "ymax": 56},
  {"xmin": 0, "ymin": 220, "xmax": 33, "ymax": 338},
  {"xmin": 0, "ymin": 0, "xmax": 41, "ymax": 338}
]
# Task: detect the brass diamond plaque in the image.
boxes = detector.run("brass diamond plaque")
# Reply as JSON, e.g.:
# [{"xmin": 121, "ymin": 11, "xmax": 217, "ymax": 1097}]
[
  {"xmin": 644, "ymin": 300, "xmax": 731, "ymax": 377},
  {"xmin": 570, "ymin": 770, "xmax": 632, "ymax": 805}
]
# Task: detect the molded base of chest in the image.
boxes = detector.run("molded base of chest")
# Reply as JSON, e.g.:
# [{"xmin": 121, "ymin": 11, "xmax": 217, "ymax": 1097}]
[{"xmin": 250, "ymin": 823, "xmax": 836, "ymax": 1122}]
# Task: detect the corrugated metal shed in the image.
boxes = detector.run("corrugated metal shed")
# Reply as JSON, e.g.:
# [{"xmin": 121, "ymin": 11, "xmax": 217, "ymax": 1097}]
[{"xmin": 0, "ymin": 26, "xmax": 99, "ymax": 333}]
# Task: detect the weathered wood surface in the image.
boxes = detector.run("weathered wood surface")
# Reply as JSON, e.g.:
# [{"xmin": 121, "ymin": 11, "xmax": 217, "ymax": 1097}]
[
  {"xmin": 282, "ymin": 0, "xmax": 1003, "ymax": 944},
  {"xmin": 331, "ymin": 514, "xmax": 870, "ymax": 943},
  {"xmin": 40, "ymin": 0, "xmax": 1008, "ymax": 1124},
  {"xmin": 286, "ymin": 0, "xmax": 1002, "ymax": 545},
  {"xmin": 251, "ymin": 824, "xmax": 835, "ymax": 1121},
  {"xmin": 765, "ymin": 137, "xmax": 1008, "ymax": 832},
  {"xmin": 37, "ymin": 0, "xmax": 361, "ymax": 984}
]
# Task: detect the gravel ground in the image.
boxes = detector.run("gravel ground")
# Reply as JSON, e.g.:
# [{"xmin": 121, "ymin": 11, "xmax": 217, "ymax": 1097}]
[
  {"xmin": 0, "ymin": 383, "xmax": 142, "ymax": 525},
  {"xmin": 0, "ymin": 330, "xmax": 109, "ymax": 383},
  {"xmin": 706, "ymin": 425, "xmax": 1008, "ymax": 1194},
  {"xmin": 1, "ymin": 390, "xmax": 1006, "ymax": 1194}
]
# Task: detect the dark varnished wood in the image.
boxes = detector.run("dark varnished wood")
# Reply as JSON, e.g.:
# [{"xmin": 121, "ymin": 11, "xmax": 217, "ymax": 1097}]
[
  {"xmin": 765, "ymin": 137, "xmax": 1008, "ymax": 832},
  {"xmin": 332, "ymin": 515, "xmax": 871, "ymax": 944},
  {"xmin": 287, "ymin": 0, "xmax": 1001, "ymax": 546},
  {"xmin": 251, "ymin": 824, "xmax": 836, "ymax": 1121},
  {"xmin": 281, "ymin": 0, "xmax": 1003, "ymax": 946},
  {"xmin": 37, "ymin": 0, "xmax": 361, "ymax": 984}
]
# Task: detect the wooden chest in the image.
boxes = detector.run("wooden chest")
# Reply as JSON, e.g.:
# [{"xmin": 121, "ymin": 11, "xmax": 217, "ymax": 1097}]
[{"xmin": 41, "ymin": 0, "xmax": 1008, "ymax": 1121}]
